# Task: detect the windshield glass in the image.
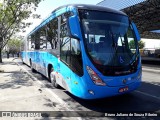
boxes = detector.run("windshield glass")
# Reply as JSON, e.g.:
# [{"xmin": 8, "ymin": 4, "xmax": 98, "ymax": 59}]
[{"xmin": 79, "ymin": 10, "xmax": 139, "ymax": 76}]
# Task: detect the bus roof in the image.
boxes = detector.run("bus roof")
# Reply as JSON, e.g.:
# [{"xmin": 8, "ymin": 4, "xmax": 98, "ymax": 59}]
[
  {"xmin": 28, "ymin": 4, "xmax": 127, "ymax": 36},
  {"xmin": 52, "ymin": 4, "xmax": 126, "ymax": 15}
]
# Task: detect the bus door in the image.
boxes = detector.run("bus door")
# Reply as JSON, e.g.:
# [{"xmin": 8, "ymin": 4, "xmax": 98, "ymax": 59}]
[
  {"xmin": 70, "ymin": 38, "xmax": 84, "ymax": 94},
  {"xmin": 59, "ymin": 15, "xmax": 84, "ymax": 91},
  {"xmin": 59, "ymin": 36, "xmax": 71, "ymax": 91},
  {"xmin": 60, "ymin": 37, "xmax": 83, "ymax": 92},
  {"xmin": 58, "ymin": 17, "xmax": 72, "ymax": 90}
]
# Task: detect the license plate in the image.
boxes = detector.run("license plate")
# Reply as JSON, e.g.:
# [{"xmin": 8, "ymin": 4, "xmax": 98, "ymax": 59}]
[{"xmin": 119, "ymin": 87, "xmax": 128, "ymax": 93}]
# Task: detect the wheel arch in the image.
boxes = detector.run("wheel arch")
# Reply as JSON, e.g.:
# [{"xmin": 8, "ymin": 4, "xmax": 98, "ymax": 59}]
[
  {"xmin": 29, "ymin": 58, "xmax": 32, "ymax": 66},
  {"xmin": 47, "ymin": 64, "xmax": 53, "ymax": 78}
]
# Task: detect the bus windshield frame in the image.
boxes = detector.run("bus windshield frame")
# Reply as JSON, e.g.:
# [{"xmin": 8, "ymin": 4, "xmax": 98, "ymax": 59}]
[{"xmin": 78, "ymin": 9, "xmax": 139, "ymax": 76}]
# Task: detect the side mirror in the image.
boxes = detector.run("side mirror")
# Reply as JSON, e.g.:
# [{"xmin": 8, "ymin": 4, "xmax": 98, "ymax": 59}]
[
  {"xmin": 68, "ymin": 16, "xmax": 80, "ymax": 40},
  {"xmin": 131, "ymin": 22, "xmax": 141, "ymax": 41}
]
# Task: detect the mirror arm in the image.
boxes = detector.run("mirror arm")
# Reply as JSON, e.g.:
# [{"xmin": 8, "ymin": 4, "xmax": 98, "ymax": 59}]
[
  {"xmin": 67, "ymin": 16, "xmax": 80, "ymax": 40},
  {"xmin": 131, "ymin": 22, "xmax": 141, "ymax": 41},
  {"xmin": 67, "ymin": 20, "xmax": 80, "ymax": 40}
]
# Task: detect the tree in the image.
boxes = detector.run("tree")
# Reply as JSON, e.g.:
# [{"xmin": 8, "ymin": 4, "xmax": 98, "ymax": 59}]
[
  {"xmin": 7, "ymin": 38, "xmax": 22, "ymax": 57},
  {"xmin": 0, "ymin": 0, "xmax": 42, "ymax": 62},
  {"xmin": 138, "ymin": 40, "xmax": 145, "ymax": 49},
  {"xmin": 129, "ymin": 40, "xmax": 145, "ymax": 49}
]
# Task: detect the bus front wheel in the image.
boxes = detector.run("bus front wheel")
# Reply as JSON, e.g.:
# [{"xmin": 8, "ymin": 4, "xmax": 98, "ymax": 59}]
[{"xmin": 49, "ymin": 68, "xmax": 59, "ymax": 88}]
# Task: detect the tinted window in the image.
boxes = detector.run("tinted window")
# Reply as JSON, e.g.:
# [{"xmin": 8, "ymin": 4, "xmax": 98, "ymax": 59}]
[
  {"xmin": 70, "ymin": 38, "xmax": 83, "ymax": 76},
  {"xmin": 34, "ymin": 32, "xmax": 40, "ymax": 50},
  {"xmin": 60, "ymin": 22, "xmax": 71, "ymax": 65},
  {"xmin": 28, "ymin": 35, "xmax": 33, "ymax": 50},
  {"xmin": 39, "ymin": 27, "xmax": 47, "ymax": 49},
  {"xmin": 46, "ymin": 18, "xmax": 58, "ymax": 49},
  {"xmin": 60, "ymin": 13, "xmax": 83, "ymax": 76}
]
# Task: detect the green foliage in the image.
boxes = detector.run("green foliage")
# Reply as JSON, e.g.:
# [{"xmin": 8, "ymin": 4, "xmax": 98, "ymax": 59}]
[
  {"xmin": 7, "ymin": 38, "xmax": 22, "ymax": 54},
  {"xmin": 129, "ymin": 40, "xmax": 136, "ymax": 49},
  {"xmin": 138, "ymin": 40, "xmax": 145, "ymax": 49},
  {"xmin": 0, "ymin": 0, "xmax": 42, "ymax": 62},
  {"xmin": 129, "ymin": 40, "xmax": 145, "ymax": 49}
]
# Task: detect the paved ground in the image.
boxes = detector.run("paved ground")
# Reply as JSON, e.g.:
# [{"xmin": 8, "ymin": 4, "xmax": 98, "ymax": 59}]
[
  {"xmin": 0, "ymin": 57, "xmax": 160, "ymax": 120},
  {"xmin": 142, "ymin": 57, "xmax": 160, "ymax": 65},
  {"xmin": 0, "ymin": 58, "xmax": 78, "ymax": 120},
  {"xmin": 142, "ymin": 63, "xmax": 160, "ymax": 74}
]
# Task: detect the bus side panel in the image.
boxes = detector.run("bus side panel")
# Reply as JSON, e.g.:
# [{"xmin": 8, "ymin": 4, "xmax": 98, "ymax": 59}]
[
  {"xmin": 44, "ymin": 52, "xmax": 59, "ymax": 78},
  {"xmin": 40, "ymin": 52, "xmax": 47, "ymax": 76},
  {"xmin": 42, "ymin": 52, "xmax": 58, "ymax": 77},
  {"xmin": 70, "ymin": 71, "xmax": 87, "ymax": 98},
  {"xmin": 57, "ymin": 61, "xmax": 71, "ymax": 91},
  {"xmin": 21, "ymin": 51, "xmax": 31, "ymax": 66},
  {"xmin": 21, "ymin": 51, "xmax": 25, "ymax": 63},
  {"xmin": 35, "ymin": 51, "xmax": 42, "ymax": 72}
]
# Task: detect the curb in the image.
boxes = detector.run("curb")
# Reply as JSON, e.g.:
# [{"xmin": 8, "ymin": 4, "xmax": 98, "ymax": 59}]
[
  {"xmin": 12, "ymin": 58, "xmax": 82, "ymax": 120},
  {"xmin": 13, "ymin": 58, "xmax": 71, "ymax": 107}
]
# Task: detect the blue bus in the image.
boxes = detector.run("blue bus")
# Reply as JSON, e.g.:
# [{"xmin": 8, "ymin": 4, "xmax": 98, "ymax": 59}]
[{"xmin": 21, "ymin": 4, "xmax": 142, "ymax": 99}]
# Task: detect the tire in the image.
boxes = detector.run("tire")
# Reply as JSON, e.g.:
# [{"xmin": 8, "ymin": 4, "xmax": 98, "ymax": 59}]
[
  {"xmin": 22, "ymin": 59, "xmax": 25, "ymax": 64},
  {"xmin": 22, "ymin": 60, "xmax": 24, "ymax": 64},
  {"xmin": 49, "ymin": 68, "xmax": 59, "ymax": 88},
  {"xmin": 30, "ymin": 60, "xmax": 36, "ymax": 73}
]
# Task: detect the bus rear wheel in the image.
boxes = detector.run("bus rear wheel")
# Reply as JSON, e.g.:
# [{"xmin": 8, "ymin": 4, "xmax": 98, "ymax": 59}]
[
  {"xmin": 30, "ymin": 60, "xmax": 36, "ymax": 73},
  {"xmin": 49, "ymin": 68, "xmax": 59, "ymax": 88}
]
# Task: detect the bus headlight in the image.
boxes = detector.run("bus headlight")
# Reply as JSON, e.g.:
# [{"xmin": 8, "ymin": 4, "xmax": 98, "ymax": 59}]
[{"xmin": 86, "ymin": 66, "xmax": 106, "ymax": 86}]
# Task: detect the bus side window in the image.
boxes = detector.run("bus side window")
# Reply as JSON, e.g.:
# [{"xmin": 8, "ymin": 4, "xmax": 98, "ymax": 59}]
[
  {"xmin": 28, "ymin": 35, "xmax": 33, "ymax": 50},
  {"xmin": 39, "ymin": 27, "xmax": 47, "ymax": 49},
  {"xmin": 60, "ymin": 22, "xmax": 71, "ymax": 65},
  {"xmin": 35, "ymin": 31, "xmax": 40, "ymax": 50},
  {"xmin": 31, "ymin": 34, "xmax": 35, "ymax": 50},
  {"xmin": 60, "ymin": 12, "xmax": 74, "ymax": 65},
  {"xmin": 46, "ymin": 18, "xmax": 58, "ymax": 49},
  {"xmin": 71, "ymin": 38, "xmax": 83, "ymax": 76}
]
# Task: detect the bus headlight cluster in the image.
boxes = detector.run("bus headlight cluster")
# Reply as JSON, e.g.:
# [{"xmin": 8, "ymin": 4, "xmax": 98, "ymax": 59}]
[{"xmin": 86, "ymin": 66, "xmax": 106, "ymax": 86}]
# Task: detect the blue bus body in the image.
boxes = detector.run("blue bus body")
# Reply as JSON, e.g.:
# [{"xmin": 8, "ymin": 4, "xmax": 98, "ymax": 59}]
[{"xmin": 21, "ymin": 4, "xmax": 142, "ymax": 99}]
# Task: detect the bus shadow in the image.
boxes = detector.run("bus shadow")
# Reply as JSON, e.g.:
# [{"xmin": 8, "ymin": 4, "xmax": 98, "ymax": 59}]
[
  {"xmin": 18, "ymin": 64, "xmax": 160, "ymax": 116},
  {"xmin": 63, "ymin": 81, "xmax": 160, "ymax": 113},
  {"xmin": 18, "ymin": 65, "xmax": 160, "ymax": 114},
  {"xmin": 31, "ymin": 71, "xmax": 64, "ymax": 90},
  {"xmin": 0, "ymin": 72, "xmax": 33, "ymax": 90}
]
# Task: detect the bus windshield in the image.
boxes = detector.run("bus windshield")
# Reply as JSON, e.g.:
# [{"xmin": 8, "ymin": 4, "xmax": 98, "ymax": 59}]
[{"xmin": 79, "ymin": 10, "xmax": 139, "ymax": 75}]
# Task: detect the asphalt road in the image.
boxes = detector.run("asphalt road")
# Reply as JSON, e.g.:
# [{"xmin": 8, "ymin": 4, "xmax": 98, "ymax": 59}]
[{"xmin": 17, "ymin": 60, "xmax": 160, "ymax": 119}]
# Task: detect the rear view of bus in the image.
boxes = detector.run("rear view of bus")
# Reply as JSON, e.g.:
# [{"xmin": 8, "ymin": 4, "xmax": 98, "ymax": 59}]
[{"xmin": 68, "ymin": 5, "xmax": 142, "ymax": 99}]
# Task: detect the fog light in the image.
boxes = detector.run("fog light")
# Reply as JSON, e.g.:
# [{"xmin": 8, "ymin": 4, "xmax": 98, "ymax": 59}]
[{"xmin": 88, "ymin": 90, "xmax": 94, "ymax": 95}]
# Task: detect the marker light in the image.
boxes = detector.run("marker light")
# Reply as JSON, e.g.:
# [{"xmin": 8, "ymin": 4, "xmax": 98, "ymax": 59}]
[
  {"xmin": 88, "ymin": 90, "xmax": 94, "ymax": 95},
  {"xmin": 86, "ymin": 66, "xmax": 106, "ymax": 86}
]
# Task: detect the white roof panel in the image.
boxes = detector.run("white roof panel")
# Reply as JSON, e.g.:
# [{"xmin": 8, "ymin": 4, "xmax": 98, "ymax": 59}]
[{"xmin": 97, "ymin": 0, "xmax": 146, "ymax": 10}]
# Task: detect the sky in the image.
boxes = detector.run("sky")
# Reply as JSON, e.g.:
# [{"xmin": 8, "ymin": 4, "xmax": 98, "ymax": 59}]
[
  {"xmin": 22, "ymin": 0, "xmax": 160, "ymax": 49},
  {"xmin": 23, "ymin": 0, "xmax": 102, "ymax": 36}
]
